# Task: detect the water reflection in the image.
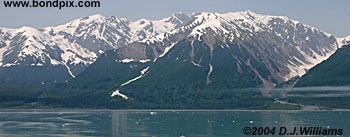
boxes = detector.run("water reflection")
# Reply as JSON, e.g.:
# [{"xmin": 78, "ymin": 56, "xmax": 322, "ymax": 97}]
[
  {"xmin": 0, "ymin": 111, "xmax": 348, "ymax": 137},
  {"xmin": 112, "ymin": 111, "xmax": 127, "ymax": 137}
]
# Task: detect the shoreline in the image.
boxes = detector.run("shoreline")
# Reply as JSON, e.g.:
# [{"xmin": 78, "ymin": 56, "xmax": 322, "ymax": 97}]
[{"xmin": 0, "ymin": 108, "xmax": 350, "ymax": 112}]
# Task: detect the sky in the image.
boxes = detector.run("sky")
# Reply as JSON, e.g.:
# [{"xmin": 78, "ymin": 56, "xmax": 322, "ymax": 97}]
[{"xmin": 0, "ymin": 0, "xmax": 349, "ymax": 37}]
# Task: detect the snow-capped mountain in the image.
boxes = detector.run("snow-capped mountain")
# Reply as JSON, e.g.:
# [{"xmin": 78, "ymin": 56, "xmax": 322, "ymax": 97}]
[
  {"xmin": 129, "ymin": 12, "xmax": 192, "ymax": 41},
  {"xmin": 186, "ymin": 11, "xmax": 338, "ymax": 81},
  {"xmin": 110, "ymin": 11, "xmax": 339, "ymax": 87},
  {"xmin": 0, "ymin": 11, "xmax": 342, "ymax": 88},
  {"xmin": 55, "ymin": 11, "xmax": 339, "ymax": 98},
  {"xmin": 0, "ymin": 13, "xmax": 191, "ymax": 85}
]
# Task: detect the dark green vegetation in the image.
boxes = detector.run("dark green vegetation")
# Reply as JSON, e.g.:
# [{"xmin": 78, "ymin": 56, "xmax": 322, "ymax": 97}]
[
  {"xmin": 35, "ymin": 38, "xmax": 279, "ymax": 109},
  {"xmin": 0, "ymin": 45, "xmax": 284, "ymax": 109},
  {"xmin": 285, "ymin": 45, "xmax": 350, "ymax": 109},
  {"xmin": 0, "ymin": 86, "xmax": 40, "ymax": 108},
  {"xmin": 0, "ymin": 65, "xmax": 71, "ymax": 108},
  {"xmin": 296, "ymin": 45, "xmax": 350, "ymax": 87},
  {"xmin": 118, "ymin": 38, "xmax": 270, "ymax": 96},
  {"xmin": 37, "ymin": 45, "xmax": 279, "ymax": 109},
  {"xmin": 1, "ymin": 44, "xmax": 350, "ymax": 109},
  {"xmin": 41, "ymin": 89, "xmax": 279, "ymax": 109},
  {"xmin": 0, "ymin": 65, "xmax": 71, "ymax": 86}
]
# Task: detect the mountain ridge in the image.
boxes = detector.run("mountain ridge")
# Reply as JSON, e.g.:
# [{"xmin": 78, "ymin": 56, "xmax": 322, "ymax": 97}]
[
  {"xmin": 0, "ymin": 11, "xmax": 349, "ymax": 109},
  {"xmin": 0, "ymin": 11, "xmax": 343, "ymax": 91},
  {"xmin": 39, "ymin": 11, "xmax": 339, "ymax": 99}
]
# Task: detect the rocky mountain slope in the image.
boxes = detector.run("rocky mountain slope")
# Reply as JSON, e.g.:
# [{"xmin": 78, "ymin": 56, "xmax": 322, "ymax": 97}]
[
  {"xmin": 295, "ymin": 44, "xmax": 350, "ymax": 87},
  {"xmin": 44, "ymin": 11, "xmax": 340, "ymax": 99}
]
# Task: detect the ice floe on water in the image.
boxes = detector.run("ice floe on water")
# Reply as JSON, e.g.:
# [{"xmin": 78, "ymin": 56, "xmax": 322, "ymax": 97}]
[{"xmin": 150, "ymin": 112, "xmax": 158, "ymax": 115}]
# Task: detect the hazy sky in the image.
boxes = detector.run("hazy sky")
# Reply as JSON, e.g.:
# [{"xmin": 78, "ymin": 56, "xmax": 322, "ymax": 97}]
[{"xmin": 0, "ymin": 0, "xmax": 349, "ymax": 37}]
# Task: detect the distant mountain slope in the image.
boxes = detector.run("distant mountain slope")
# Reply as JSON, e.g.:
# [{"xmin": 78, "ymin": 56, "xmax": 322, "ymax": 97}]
[
  {"xmin": 295, "ymin": 44, "xmax": 350, "ymax": 87},
  {"xmin": 48, "ymin": 11, "xmax": 341, "ymax": 101},
  {"xmin": 112, "ymin": 11, "xmax": 339, "ymax": 98},
  {"xmin": 0, "ymin": 13, "xmax": 191, "ymax": 86}
]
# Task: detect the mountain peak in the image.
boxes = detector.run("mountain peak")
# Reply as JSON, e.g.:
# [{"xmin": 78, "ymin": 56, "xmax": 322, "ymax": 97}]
[
  {"xmin": 188, "ymin": 11, "xmax": 269, "ymax": 37},
  {"xmin": 81, "ymin": 14, "xmax": 127, "ymax": 23},
  {"xmin": 169, "ymin": 12, "xmax": 190, "ymax": 21},
  {"xmin": 164, "ymin": 12, "xmax": 192, "ymax": 26},
  {"xmin": 14, "ymin": 26, "xmax": 44, "ymax": 38},
  {"xmin": 186, "ymin": 10, "xmax": 331, "ymax": 40},
  {"xmin": 83, "ymin": 14, "xmax": 106, "ymax": 21},
  {"xmin": 191, "ymin": 12, "xmax": 217, "ymax": 18},
  {"xmin": 172, "ymin": 12, "xmax": 187, "ymax": 17}
]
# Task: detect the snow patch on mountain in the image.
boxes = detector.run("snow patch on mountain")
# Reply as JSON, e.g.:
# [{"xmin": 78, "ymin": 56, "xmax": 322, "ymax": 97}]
[
  {"xmin": 0, "ymin": 13, "xmax": 189, "ymax": 77},
  {"xmin": 111, "ymin": 90, "xmax": 128, "ymax": 99},
  {"xmin": 337, "ymin": 35, "xmax": 350, "ymax": 46},
  {"xmin": 120, "ymin": 67, "xmax": 149, "ymax": 87},
  {"xmin": 111, "ymin": 66, "xmax": 150, "ymax": 99},
  {"xmin": 188, "ymin": 11, "xmax": 275, "ymax": 37},
  {"xmin": 285, "ymin": 43, "xmax": 338, "ymax": 80},
  {"xmin": 130, "ymin": 12, "xmax": 191, "ymax": 42},
  {"xmin": 116, "ymin": 58, "xmax": 150, "ymax": 63},
  {"xmin": 159, "ymin": 43, "xmax": 177, "ymax": 58},
  {"xmin": 46, "ymin": 14, "xmax": 110, "ymax": 36},
  {"xmin": 346, "ymin": 35, "xmax": 350, "ymax": 41},
  {"xmin": 206, "ymin": 64, "xmax": 213, "ymax": 85}
]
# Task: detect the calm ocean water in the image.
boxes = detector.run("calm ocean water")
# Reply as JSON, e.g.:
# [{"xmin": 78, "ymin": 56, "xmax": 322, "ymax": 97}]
[{"xmin": 0, "ymin": 110, "xmax": 348, "ymax": 137}]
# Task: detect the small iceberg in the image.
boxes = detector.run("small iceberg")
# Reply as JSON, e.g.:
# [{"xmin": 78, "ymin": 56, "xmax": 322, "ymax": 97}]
[{"xmin": 150, "ymin": 112, "xmax": 157, "ymax": 115}]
